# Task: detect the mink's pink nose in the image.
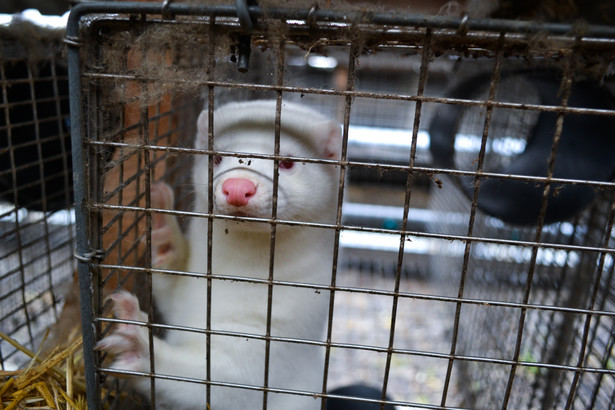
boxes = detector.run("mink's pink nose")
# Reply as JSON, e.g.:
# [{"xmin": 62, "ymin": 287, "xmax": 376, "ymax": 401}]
[{"xmin": 222, "ymin": 178, "xmax": 257, "ymax": 207}]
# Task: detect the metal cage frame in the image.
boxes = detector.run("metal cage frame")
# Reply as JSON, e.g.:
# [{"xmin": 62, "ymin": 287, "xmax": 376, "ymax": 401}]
[{"xmin": 65, "ymin": 2, "xmax": 615, "ymax": 409}]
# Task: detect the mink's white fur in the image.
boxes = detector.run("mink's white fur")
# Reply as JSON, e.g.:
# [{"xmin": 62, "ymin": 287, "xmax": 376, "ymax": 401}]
[{"xmin": 96, "ymin": 100, "xmax": 342, "ymax": 409}]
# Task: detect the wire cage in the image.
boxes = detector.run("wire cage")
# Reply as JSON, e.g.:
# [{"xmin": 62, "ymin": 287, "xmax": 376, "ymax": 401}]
[
  {"xmin": 0, "ymin": 17, "xmax": 75, "ymax": 371},
  {"xmin": 2, "ymin": 2, "xmax": 606, "ymax": 410},
  {"xmin": 427, "ymin": 68, "xmax": 615, "ymax": 409}
]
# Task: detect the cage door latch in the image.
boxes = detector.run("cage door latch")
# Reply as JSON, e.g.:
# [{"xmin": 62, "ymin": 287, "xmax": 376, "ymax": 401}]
[
  {"xmin": 74, "ymin": 249, "xmax": 105, "ymax": 263},
  {"xmin": 236, "ymin": 0, "xmax": 258, "ymax": 72},
  {"xmin": 162, "ymin": 0, "xmax": 174, "ymax": 20}
]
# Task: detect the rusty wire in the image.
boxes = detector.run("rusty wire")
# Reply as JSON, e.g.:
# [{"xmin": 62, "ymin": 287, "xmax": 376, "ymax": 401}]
[{"xmin": 62, "ymin": 4, "xmax": 615, "ymax": 410}]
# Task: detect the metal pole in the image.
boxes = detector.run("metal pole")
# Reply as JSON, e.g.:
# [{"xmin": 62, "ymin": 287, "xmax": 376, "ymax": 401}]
[{"xmin": 66, "ymin": 5, "xmax": 98, "ymax": 409}]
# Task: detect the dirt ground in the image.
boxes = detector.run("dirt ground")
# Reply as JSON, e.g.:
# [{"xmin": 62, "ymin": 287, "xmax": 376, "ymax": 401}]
[{"xmin": 328, "ymin": 267, "xmax": 464, "ymax": 408}]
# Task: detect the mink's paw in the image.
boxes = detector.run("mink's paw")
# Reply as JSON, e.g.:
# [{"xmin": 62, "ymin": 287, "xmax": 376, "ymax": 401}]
[
  {"xmin": 149, "ymin": 182, "xmax": 187, "ymax": 269},
  {"xmin": 95, "ymin": 291, "xmax": 150, "ymax": 373}
]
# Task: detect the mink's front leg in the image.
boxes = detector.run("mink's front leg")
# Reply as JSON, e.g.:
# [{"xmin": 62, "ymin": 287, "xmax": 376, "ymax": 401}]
[{"xmin": 149, "ymin": 182, "xmax": 189, "ymax": 271}]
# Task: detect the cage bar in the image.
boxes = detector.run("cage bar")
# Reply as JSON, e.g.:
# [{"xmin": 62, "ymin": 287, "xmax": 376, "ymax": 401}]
[{"xmin": 0, "ymin": 2, "xmax": 611, "ymax": 410}]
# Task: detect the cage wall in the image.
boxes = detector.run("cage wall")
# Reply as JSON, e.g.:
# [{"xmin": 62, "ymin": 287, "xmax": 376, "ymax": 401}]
[
  {"xmin": 426, "ymin": 60, "xmax": 615, "ymax": 408},
  {"xmin": 66, "ymin": 3, "xmax": 615, "ymax": 410},
  {"xmin": 0, "ymin": 19, "xmax": 75, "ymax": 371}
]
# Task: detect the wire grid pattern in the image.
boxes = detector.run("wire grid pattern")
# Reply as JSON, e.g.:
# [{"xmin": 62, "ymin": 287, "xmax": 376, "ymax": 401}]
[
  {"xmin": 0, "ymin": 28, "xmax": 75, "ymax": 369},
  {"xmin": 427, "ymin": 63, "xmax": 615, "ymax": 408},
  {"xmin": 66, "ymin": 4, "xmax": 615, "ymax": 410},
  {"xmin": 429, "ymin": 179, "xmax": 615, "ymax": 409}
]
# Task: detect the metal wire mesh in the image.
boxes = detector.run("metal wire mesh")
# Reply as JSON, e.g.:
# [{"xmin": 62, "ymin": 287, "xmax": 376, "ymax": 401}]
[
  {"xmin": 0, "ymin": 21, "xmax": 75, "ymax": 369},
  {"xmin": 60, "ymin": 3, "xmax": 615, "ymax": 410}
]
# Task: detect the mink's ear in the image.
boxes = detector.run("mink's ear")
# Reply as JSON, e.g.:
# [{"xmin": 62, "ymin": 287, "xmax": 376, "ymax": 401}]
[
  {"xmin": 195, "ymin": 109, "xmax": 210, "ymax": 149},
  {"xmin": 317, "ymin": 120, "xmax": 343, "ymax": 160}
]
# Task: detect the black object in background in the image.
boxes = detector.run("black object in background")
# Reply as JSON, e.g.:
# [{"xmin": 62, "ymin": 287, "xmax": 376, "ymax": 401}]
[
  {"xmin": 0, "ymin": 59, "xmax": 72, "ymax": 212},
  {"xmin": 429, "ymin": 70, "xmax": 615, "ymax": 226},
  {"xmin": 326, "ymin": 384, "xmax": 397, "ymax": 410}
]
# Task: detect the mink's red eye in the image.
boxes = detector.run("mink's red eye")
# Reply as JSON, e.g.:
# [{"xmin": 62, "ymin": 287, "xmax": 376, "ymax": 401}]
[
  {"xmin": 213, "ymin": 155, "xmax": 223, "ymax": 166},
  {"xmin": 279, "ymin": 160, "xmax": 294, "ymax": 170}
]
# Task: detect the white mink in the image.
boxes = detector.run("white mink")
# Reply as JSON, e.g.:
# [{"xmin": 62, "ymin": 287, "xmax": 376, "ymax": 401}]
[{"xmin": 96, "ymin": 100, "xmax": 342, "ymax": 409}]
